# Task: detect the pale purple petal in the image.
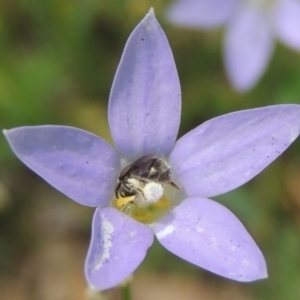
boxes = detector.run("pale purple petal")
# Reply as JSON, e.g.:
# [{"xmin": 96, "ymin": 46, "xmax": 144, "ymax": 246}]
[
  {"xmin": 3, "ymin": 126, "xmax": 120, "ymax": 207},
  {"xmin": 166, "ymin": 0, "xmax": 238, "ymax": 28},
  {"xmin": 154, "ymin": 197, "xmax": 267, "ymax": 281},
  {"xmin": 85, "ymin": 207, "xmax": 154, "ymax": 290},
  {"xmin": 224, "ymin": 6, "xmax": 274, "ymax": 91},
  {"xmin": 271, "ymin": 0, "xmax": 300, "ymax": 50},
  {"xmin": 169, "ymin": 105, "xmax": 300, "ymax": 198},
  {"xmin": 108, "ymin": 9, "xmax": 181, "ymax": 160}
]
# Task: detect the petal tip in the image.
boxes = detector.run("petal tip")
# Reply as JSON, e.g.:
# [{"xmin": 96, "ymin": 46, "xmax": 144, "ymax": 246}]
[
  {"xmin": 246, "ymin": 270, "xmax": 268, "ymax": 282},
  {"xmin": 142, "ymin": 7, "xmax": 158, "ymax": 27},
  {"xmin": 148, "ymin": 7, "xmax": 155, "ymax": 16},
  {"xmin": 2, "ymin": 129, "xmax": 8, "ymax": 136},
  {"xmin": 263, "ymin": 270, "xmax": 268, "ymax": 279},
  {"xmin": 238, "ymin": 255, "xmax": 268, "ymax": 282},
  {"xmin": 3, "ymin": 127, "xmax": 18, "ymax": 143},
  {"xmin": 3, "ymin": 127, "xmax": 24, "ymax": 140},
  {"xmin": 259, "ymin": 267, "xmax": 268, "ymax": 280}
]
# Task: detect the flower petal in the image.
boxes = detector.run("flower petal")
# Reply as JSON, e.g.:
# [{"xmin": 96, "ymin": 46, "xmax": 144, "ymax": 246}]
[
  {"xmin": 85, "ymin": 207, "xmax": 154, "ymax": 290},
  {"xmin": 166, "ymin": 0, "xmax": 238, "ymax": 28},
  {"xmin": 169, "ymin": 105, "xmax": 300, "ymax": 198},
  {"xmin": 108, "ymin": 9, "xmax": 181, "ymax": 160},
  {"xmin": 224, "ymin": 5, "xmax": 274, "ymax": 91},
  {"xmin": 272, "ymin": 0, "xmax": 300, "ymax": 50},
  {"xmin": 3, "ymin": 126, "xmax": 119, "ymax": 207},
  {"xmin": 154, "ymin": 197, "xmax": 267, "ymax": 281}
]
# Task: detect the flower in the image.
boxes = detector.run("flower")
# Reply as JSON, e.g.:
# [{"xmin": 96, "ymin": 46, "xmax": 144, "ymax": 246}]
[
  {"xmin": 3, "ymin": 8, "xmax": 300, "ymax": 290},
  {"xmin": 166, "ymin": 0, "xmax": 300, "ymax": 91}
]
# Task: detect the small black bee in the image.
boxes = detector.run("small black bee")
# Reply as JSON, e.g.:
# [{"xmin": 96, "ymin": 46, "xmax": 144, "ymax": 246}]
[{"xmin": 115, "ymin": 154, "xmax": 180, "ymax": 207}]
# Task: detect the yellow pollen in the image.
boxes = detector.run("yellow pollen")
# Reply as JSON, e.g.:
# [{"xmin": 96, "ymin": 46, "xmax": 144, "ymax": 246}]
[{"xmin": 113, "ymin": 195, "xmax": 172, "ymax": 224}]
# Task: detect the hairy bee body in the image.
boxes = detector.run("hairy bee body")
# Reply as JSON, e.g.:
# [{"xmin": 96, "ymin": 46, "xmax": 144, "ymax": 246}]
[{"xmin": 115, "ymin": 154, "xmax": 179, "ymax": 206}]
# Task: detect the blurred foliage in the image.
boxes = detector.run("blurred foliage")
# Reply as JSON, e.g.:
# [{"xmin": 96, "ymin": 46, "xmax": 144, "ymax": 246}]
[{"xmin": 1, "ymin": 0, "xmax": 300, "ymax": 299}]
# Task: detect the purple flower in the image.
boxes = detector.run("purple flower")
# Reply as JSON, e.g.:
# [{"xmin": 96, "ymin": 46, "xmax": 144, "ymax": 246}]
[
  {"xmin": 166, "ymin": 0, "xmax": 300, "ymax": 91},
  {"xmin": 3, "ymin": 9, "xmax": 300, "ymax": 290}
]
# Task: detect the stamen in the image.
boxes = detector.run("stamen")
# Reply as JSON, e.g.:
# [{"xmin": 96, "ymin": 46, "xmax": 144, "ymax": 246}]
[{"xmin": 115, "ymin": 195, "xmax": 135, "ymax": 208}]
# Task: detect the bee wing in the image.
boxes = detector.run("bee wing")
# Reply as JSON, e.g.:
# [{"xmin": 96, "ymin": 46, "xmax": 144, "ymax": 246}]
[{"xmin": 119, "ymin": 154, "xmax": 159, "ymax": 179}]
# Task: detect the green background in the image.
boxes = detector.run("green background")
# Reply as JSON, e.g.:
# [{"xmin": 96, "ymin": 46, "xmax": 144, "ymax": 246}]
[{"xmin": 1, "ymin": 1, "xmax": 300, "ymax": 299}]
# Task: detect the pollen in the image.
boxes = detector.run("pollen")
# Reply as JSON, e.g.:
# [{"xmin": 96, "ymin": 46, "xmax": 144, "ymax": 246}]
[
  {"xmin": 135, "ymin": 182, "xmax": 164, "ymax": 207},
  {"xmin": 144, "ymin": 182, "xmax": 164, "ymax": 202},
  {"xmin": 113, "ymin": 195, "xmax": 172, "ymax": 224}
]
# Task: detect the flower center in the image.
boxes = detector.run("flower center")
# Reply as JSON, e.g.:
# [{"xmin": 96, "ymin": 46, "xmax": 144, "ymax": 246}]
[
  {"xmin": 113, "ymin": 154, "xmax": 181, "ymax": 223},
  {"xmin": 115, "ymin": 195, "xmax": 173, "ymax": 224}
]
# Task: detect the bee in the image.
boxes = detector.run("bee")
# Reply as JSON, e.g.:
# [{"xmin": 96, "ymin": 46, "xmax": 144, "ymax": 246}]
[{"xmin": 115, "ymin": 154, "xmax": 180, "ymax": 208}]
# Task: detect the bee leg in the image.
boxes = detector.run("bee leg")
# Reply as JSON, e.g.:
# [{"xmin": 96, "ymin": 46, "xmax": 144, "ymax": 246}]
[
  {"xmin": 115, "ymin": 195, "xmax": 136, "ymax": 208},
  {"xmin": 137, "ymin": 188, "xmax": 146, "ymax": 200},
  {"xmin": 169, "ymin": 181, "xmax": 182, "ymax": 190}
]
